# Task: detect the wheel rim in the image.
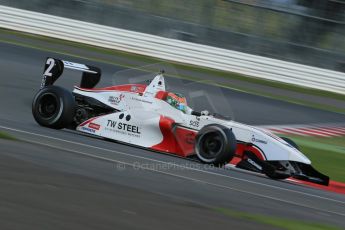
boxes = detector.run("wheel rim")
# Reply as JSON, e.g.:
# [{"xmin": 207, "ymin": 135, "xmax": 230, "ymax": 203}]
[
  {"xmin": 201, "ymin": 132, "xmax": 223, "ymax": 158},
  {"xmin": 38, "ymin": 93, "xmax": 58, "ymax": 119}
]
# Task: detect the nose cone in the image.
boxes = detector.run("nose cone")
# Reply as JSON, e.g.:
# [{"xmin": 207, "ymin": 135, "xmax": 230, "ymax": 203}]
[{"xmin": 288, "ymin": 147, "xmax": 311, "ymax": 164}]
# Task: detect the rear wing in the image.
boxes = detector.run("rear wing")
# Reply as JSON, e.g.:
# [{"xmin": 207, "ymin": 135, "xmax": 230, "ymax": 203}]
[{"xmin": 40, "ymin": 57, "xmax": 101, "ymax": 89}]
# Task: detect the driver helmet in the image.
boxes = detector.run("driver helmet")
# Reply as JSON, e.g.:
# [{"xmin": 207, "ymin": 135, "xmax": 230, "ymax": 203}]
[{"xmin": 166, "ymin": 92, "xmax": 187, "ymax": 113}]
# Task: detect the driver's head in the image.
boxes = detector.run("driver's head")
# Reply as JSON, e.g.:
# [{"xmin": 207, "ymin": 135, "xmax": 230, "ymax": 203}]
[{"xmin": 166, "ymin": 92, "xmax": 187, "ymax": 113}]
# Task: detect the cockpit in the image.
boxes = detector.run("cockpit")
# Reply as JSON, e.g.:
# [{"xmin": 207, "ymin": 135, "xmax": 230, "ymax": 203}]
[{"xmin": 155, "ymin": 91, "xmax": 189, "ymax": 113}]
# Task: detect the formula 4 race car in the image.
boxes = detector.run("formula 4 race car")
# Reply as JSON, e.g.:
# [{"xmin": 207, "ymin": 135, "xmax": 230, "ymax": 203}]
[{"xmin": 32, "ymin": 58, "xmax": 329, "ymax": 185}]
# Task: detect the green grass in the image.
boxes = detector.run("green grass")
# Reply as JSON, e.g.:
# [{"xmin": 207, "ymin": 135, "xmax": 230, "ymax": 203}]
[
  {"xmin": 0, "ymin": 131, "xmax": 17, "ymax": 141},
  {"xmin": 279, "ymin": 135, "xmax": 345, "ymax": 183},
  {"xmin": 215, "ymin": 207, "xmax": 342, "ymax": 230},
  {"xmin": 1, "ymin": 28, "xmax": 345, "ymax": 115}
]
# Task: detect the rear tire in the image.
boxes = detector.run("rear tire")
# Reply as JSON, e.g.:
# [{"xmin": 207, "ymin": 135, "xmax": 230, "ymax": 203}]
[
  {"xmin": 195, "ymin": 124, "xmax": 236, "ymax": 165},
  {"xmin": 32, "ymin": 86, "xmax": 75, "ymax": 129}
]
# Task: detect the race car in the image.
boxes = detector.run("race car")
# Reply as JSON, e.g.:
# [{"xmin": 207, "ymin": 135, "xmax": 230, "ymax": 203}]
[{"xmin": 32, "ymin": 57, "xmax": 329, "ymax": 186}]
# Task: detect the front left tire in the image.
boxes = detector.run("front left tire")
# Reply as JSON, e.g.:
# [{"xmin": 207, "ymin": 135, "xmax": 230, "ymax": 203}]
[{"xmin": 195, "ymin": 124, "xmax": 237, "ymax": 166}]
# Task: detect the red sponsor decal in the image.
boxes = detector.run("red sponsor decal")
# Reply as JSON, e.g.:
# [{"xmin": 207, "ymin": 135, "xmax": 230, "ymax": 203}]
[{"xmin": 89, "ymin": 123, "xmax": 100, "ymax": 130}]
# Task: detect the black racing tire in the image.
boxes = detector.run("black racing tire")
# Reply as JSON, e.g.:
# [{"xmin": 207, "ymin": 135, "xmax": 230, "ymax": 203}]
[
  {"xmin": 281, "ymin": 137, "xmax": 299, "ymax": 150},
  {"xmin": 195, "ymin": 124, "xmax": 236, "ymax": 166},
  {"xmin": 263, "ymin": 161, "xmax": 291, "ymax": 180},
  {"xmin": 32, "ymin": 86, "xmax": 75, "ymax": 129}
]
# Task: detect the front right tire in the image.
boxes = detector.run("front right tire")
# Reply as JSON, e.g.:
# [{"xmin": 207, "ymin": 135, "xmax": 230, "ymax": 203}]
[
  {"xmin": 32, "ymin": 86, "xmax": 75, "ymax": 129},
  {"xmin": 281, "ymin": 137, "xmax": 300, "ymax": 150}
]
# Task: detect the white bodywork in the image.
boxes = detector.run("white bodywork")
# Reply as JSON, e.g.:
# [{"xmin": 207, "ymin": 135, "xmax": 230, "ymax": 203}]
[{"xmin": 75, "ymin": 74, "xmax": 311, "ymax": 164}]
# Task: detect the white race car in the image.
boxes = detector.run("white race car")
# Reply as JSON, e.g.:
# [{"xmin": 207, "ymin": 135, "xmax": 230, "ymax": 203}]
[{"xmin": 32, "ymin": 58, "xmax": 329, "ymax": 185}]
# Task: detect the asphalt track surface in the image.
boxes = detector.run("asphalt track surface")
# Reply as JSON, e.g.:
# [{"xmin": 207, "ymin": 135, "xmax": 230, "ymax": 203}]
[{"xmin": 0, "ymin": 41, "xmax": 345, "ymax": 229}]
